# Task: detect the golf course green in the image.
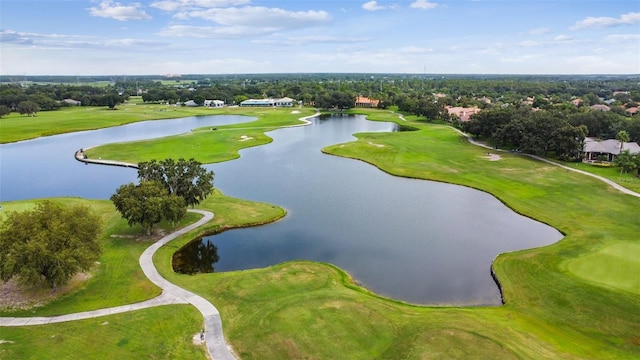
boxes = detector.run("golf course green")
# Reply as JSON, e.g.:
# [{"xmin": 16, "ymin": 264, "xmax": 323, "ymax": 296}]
[{"xmin": 0, "ymin": 106, "xmax": 638, "ymax": 359}]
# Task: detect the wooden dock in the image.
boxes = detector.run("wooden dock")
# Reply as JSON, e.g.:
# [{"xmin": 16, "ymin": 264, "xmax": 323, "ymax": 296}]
[{"xmin": 74, "ymin": 149, "xmax": 138, "ymax": 169}]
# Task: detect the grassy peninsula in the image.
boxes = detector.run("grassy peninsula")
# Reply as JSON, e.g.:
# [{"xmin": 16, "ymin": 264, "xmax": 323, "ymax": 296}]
[{"xmin": 1, "ymin": 107, "xmax": 639, "ymax": 359}]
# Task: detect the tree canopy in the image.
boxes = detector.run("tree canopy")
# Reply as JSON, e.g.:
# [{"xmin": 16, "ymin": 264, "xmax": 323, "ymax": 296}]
[
  {"xmin": 110, "ymin": 180, "xmax": 187, "ymax": 235},
  {"xmin": 0, "ymin": 201, "xmax": 102, "ymax": 289},
  {"xmin": 138, "ymin": 158, "xmax": 215, "ymax": 207}
]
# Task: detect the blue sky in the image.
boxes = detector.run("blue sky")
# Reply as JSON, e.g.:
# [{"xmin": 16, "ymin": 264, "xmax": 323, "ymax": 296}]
[{"xmin": 1, "ymin": 0, "xmax": 639, "ymax": 75}]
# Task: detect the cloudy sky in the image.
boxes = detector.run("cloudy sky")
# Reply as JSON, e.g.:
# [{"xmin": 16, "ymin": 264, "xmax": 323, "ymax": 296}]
[{"xmin": 1, "ymin": 0, "xmax": 639, "ymax": 75}]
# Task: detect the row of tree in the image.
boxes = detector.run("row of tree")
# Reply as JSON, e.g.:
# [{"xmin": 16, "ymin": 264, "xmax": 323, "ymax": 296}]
[
  {"xmin": 0, "ymin": 158, "xmax": 214, "ymax": 290},
  {"xmin": 0, "ymin": 84, "xmax": 127, "ymax": 115},
  {"xmin": 460, "ymin": 107, "xmax": 637, "ymax": 161},
  {"xmin": 111, "ymin": 158, "xmax": 214, "ymax": 235}
]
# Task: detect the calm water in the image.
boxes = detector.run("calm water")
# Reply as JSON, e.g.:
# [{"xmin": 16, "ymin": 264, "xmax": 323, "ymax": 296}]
[
  {"xmin": 0, "ymin": 115, "xmax": 252, "ymax": 201},
  {"xmin": 186, "ymin": 115, "xmax": 563, "ymax": 305},
  {"xmin": 0, "ymin": 114, "xmax": 563, "ymax": 305}
]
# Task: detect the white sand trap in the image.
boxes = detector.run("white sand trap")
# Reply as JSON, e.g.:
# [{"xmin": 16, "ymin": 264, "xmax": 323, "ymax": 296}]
[
  {"xmin": 483, "ymin": 153, "xmax": 502, "ymax": 161},
  {"xmin": 239, "ymin": 135, "xmax": 253, "ymax": 142},
  {"xmin": 291, "ymin": 110, "xmax": 301, "ymax": 114},
  {"xmin": 368, "ymin": 142, "xmax": 385, "ymax": 148}
]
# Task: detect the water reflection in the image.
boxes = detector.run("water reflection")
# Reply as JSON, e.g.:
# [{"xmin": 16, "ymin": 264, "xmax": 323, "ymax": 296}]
[{"xmin": 173, "ymin": 239, "xmax": 219, "ymax": 274}]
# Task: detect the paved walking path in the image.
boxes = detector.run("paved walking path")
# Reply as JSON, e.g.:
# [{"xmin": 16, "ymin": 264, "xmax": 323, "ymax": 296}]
[
  {"xmin": 2, "ymin": 111, "xmax": 325, "ymax": 358},
  {"xmin": 451, "ymin": 127, "xmax": 640, "ymax": 199},
  {"xmin": 0, "ymin": 209, "xmax": 237, "ymax": 360}
]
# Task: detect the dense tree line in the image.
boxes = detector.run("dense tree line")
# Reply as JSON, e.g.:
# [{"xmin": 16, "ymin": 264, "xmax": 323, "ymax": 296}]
[
  {"xmin": 0, "ymin": 83, "xmax": 127, "ymax": 114},
  {"xmin": 461, "ymin": 106, "xmax": 640, "ymax": 161}
]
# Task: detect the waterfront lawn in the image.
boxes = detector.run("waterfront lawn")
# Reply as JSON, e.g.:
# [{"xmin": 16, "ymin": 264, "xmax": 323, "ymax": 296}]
[
  {"xmin": 0, "ymin": 305, "xmax": 207, "ymax": 359},
  {"xmin": 0, "ymin": 103, "xmax": 225, "ymax": 144},
  {"xmin": 0, "ymin": 191, "xmax": 285, "ymax": 317},
  {"xmin": 84, "ymin": 107, "xmax": 316, "ymax": 164},
  {"xmin": 3, "ymin": 110, "xmax": 640, "ymax": 359},
  {"xmin": 150, "ymin": 117, "xmax": 639, "ymax": 359},
  {"xmin": 560, "ymin": 161, "xmax": 640, "ymax": 193}
]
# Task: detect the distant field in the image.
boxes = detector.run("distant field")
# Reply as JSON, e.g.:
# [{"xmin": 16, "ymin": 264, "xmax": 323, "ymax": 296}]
[{"xmin": 0, "ymin": 103, "xmax": 223, "ymax": 144}]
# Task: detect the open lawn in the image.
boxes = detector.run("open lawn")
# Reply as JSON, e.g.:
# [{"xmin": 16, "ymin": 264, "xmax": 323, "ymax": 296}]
[
  {"xmin": 0, "ymin": 102, "xmax": 247, "ymax": 144},
  {"xmin": 560, "ymin": 161, "xmax": 640, "ymax": 193},
  {"xmin": 1, "ymin": 109, "xmax": 639, "ymax": 359},
  {"xmin": 84, "ymin": 107, "xmax": 316, "ymax": 164},
  {"xmin": 0, "ymin": 192, "xmax": 285, "ymax": 358}
]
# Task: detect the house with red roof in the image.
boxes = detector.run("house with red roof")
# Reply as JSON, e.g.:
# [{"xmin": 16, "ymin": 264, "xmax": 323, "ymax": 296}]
[{"xmin": 354, "ymin": 96, "xmax": 380, "ymax": 108}]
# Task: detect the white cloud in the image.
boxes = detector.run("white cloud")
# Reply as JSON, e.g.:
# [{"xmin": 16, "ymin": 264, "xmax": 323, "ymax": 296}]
[
  {"xmin": 173, "ymin": 6, "xmax": 331, "ymax": 32},
  {"xmin": 88, "ymin": 1, "xmax": 151, "ymax": 21},
  {"xmin": 554, "ymin": 34, "xmax": 572, "ymax": 42},
  {"xmin": 518, "ymin": 40, "xmax": 539, "ymax": 47},
  {"xmin": 528, "ymin": 27, "xmax": 551, "ymax": 35},
  {"xmin": 604, "ymin": 33, "xmax": 640, "ymax": 43},
  {"xmin": 0, "ymin": 28, "xmax": 165, "ymax": 50},
  {"xmin": 362, "ymin": 1, "xmax": 385, "ymax": 11},
  {"xmin": 150, "ymin": 0, "xmax": 250, "ymax": 12},
  {"xmin": 157, "ymin": 24, "xmax": 263, "ymax": 37},
  {"xmin": 571, "ymin": 12, "xmax": 640, "ymax": 30},
  {"xmin": 500, "ymin": 54, "xmax": 542, "ymax": 63},
  {"xmin": 0, "ymin": 29, "xmax": 34, "ymax": 45},
  {"xmin": 253, "ymin": 35, "xmax": 372, "ymax": 46},
  {"xmin": 410, "ymin": 0, "xmax": 438, "ymax": 10}
]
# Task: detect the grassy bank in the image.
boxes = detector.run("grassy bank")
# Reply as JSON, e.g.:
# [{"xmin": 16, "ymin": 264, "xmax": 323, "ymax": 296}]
[
  {"xmin": 2, "ymin": 109, "xmax": 639, "ymax": 359},
  {"xmin": 0, "ymin": 192, "xmax": 285, "ymax": 358},
  {"xmin": 84, "ymin": 107, "xmax": 316, "ymax": 164},
  {"xmin": 153, "ymin": 111, "xmax": 639, "ymax": 358},
  {"xmin": 0, "ymin": 102, "xmax": 235, "ymax": 144}
]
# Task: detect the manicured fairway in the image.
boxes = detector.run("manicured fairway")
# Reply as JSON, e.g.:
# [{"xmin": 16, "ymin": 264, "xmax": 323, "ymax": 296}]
[
  {"xmin": 565, "ymin": 241, "xmax": 640, "ymax": 295},
  {"xmin": 2, "ymin": 108, "xmax": 639, "ymax": 359},
  {"xmin": 0, "ymin": 102, "xmax": 243, "ymax": 144},
  {"xmin": 84, "ymin": 107, "xmax": 316, "ymax": 164}
]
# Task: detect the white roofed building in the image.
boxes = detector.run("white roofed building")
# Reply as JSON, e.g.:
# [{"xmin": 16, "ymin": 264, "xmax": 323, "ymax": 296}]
[{"xmin": 583, "ymin": 137, "xmax": 640, "ymax": 162}]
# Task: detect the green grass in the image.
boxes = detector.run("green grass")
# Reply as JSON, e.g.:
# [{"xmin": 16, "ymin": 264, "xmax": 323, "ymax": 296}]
[
  {"xmin": 85, "ymin": 107, "xmax": 317, "ymax": 164},
  {"xmin": 0, "ymin": 305, "xmax": 207, "ymax": 359},
  {"xmin": 564, "ymin": 241, "xmax": 640, "ymax": 295},
  {"xmin": 148, "ymin": 114, "xmax": 638, "ymax": 359},
  {"xmin": 2, "ymin": 109, "xmax": 640, "ymax": 359},
  {"xmin": 560, "ymin": 161, "xmax": 640, "ymax": 193},
  {"xmin": 0, "ymin": 102, "xmax": 243, "ymax": 144}
]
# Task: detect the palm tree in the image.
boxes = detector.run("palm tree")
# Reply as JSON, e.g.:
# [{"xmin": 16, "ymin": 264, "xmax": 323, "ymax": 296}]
[{"xmin": 616, "ymin": 130, "xmax": 630, "ymax": 153}]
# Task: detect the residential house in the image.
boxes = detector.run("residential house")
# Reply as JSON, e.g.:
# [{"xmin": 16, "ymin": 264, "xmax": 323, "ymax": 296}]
[
  {"xmin": 184, "ymin": 100, "xmax": 198, "ymax": 107},
  {"xmin": 590, "ymin": 104, "xmax": 610, "ymax": 112},
  {"xmin": 583, "ymin": 137, "xmax": 640, "ymax": 162},
  {"xmin": 445, "ymin": 106, "xmax": 481, "ymax": 122},
  {"xmin": 204, "ymin": 99, "xmax": 224, "ymax": 108},
  {"xmin": 354, "ymin": 96, "xmax": 379, "ymax": 108},
  {"xmin": 625, "ymin": 107, "xmax": 638, "ymax": 116}
]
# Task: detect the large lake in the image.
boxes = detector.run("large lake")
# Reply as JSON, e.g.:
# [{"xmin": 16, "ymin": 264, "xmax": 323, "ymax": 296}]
[{"xmin": 0, "ymin": 113, "xmax": 563, "ymax": 305}]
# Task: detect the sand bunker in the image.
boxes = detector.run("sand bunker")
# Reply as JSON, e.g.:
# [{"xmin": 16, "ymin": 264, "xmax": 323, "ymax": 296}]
[
  {"xmin": 483, "ymin": 153, "xmax": 502, "ymax": 161},
  {"xmin": 239, "ymin": 135, "xmax": 253, "ymax": 142},
  {"xmin": 368, "ymin": 142, "xmax": 385, "ymax": 148},
  {"xmin": 291, "ymin": 110, "xmax": 301, "ymax": 114}
]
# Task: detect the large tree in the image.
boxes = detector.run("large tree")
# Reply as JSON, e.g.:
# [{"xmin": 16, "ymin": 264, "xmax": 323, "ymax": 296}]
[
  {"xmin": 138, "ymin": 158, "xmax": 214, "ymax": 207},
  {"xmin": 111, "ymin": 180, "xmax": 186, "ymax": 235},
  {"xmin": 17, "ymin": 100, "xmax": 39, "ymax": 116},
  {"xmin": 0, "ymin": 201, "xmax": 102, "ymax": 289}
]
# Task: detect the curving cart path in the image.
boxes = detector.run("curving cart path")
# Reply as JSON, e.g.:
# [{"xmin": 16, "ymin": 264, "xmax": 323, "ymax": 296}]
[
  {"xmin": 451, "ymin": 126, "xmax": 640, "ymax": 199},
  {"xmin": 1, "ymin": 111, "xmax": 324, "ymax": 359},
  {"xmin": 0, "ymin": 209, "xmax": 236, "ymax": 360}
]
